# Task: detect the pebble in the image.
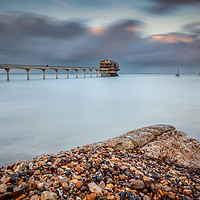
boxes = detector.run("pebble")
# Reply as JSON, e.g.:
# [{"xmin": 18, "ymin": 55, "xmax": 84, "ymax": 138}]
[
  {"xmin": 41, "ymin": 191, "xmax": 58, "ymax": 200},
  {"xmin": 82, "ymin": 162, "xmax": 91, "ymax": 170},
  {"xmin": 86, "ymin": 192, "xmax": 96, "ymax": 200},
  {"xmin": 75, "ymin": 180, "xmax": 83, "ymax": 189},
  {"xmin": 99, "ymin": 181, "xmax": 105, "ymax": 190},
  {"xmin": 135, "ymin": 169, "xmax": 144, "ymax": 177},
  {"xmin": 0, "ymin": 184, "xmax": 7, "ymax": 193},
  {"xmin": 130, "ymin": 179, "xmax": 145, "ymax": 190},
  {"xmin": 143, "ymin": 195, "xmax": 151, "ymax": 200},
  {"xmin": 88, "ymin": 182, "xmax": 102, "ymax": 194},
  {"xmin": 119, "ymin": 174, "xmax": 126, "ymax": 180},
  {"xmin": 30, "ymin": 194, "xmax": 40, "ymax": 200},
  {"xmin": 28, "ymin": 179, "xmax": 36, "ymax": 191},
  {"xmin": 143, "ymin": 176, "xmax": 153, "ymax": 182}
]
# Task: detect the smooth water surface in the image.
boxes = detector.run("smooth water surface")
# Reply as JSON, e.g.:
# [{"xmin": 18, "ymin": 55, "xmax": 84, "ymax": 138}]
[{"xmin": 0, "ymin": 73, "xmax": 200, "ymax": 167}]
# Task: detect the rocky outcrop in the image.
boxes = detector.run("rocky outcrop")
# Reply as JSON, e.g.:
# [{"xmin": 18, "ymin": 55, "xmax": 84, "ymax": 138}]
[
  {"xmin": 142, "ymin": 129, "xmax": 200, "ymax": 168},
  {"xmin": 99, "ymin": 124, "xmax": 175, "ymax": 149},
  {"xmin": 91, "ymin": 124, "xmax": 200, "ymax": 168}
]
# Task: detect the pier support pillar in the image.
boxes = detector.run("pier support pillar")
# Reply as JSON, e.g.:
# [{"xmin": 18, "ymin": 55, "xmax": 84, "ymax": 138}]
[
  {"xmin": 26, "ymin": 69, "xmax": 30, "ymax": 80},
  {"xmin": 96, "ymin": 70, "xmax": 98, "ymax": 77},
  {"xmin": 66, "ymin": 69, "xmax": 69, "ymax": 78},
  {"xmin": 42, "ymin": 69, "xmax": 46, "ymax": 80},
  {"xmin": 5, "ymin": 68, "xmax": 10, "ymax": 81},
  {"xmin": 100, "ymin": 71, "xmax": 103, "ymax": 77},
  {"xmin": 106, "ymin": 71, "xmax": 108, "ymax": 77},
  {"xmin": 90, "ymin": 70, "xmax": 92, "ymax": 78},
  {"xmin": 83, "ymin": 70, "xmax": 86, "ymax": 78},
  {"xmin": 76, "ymin": 69, "xmax": 78, "ymax": 78},
  {"xmin": 55, "ymin": 69, "xmax": 58, "ymax": 79}
]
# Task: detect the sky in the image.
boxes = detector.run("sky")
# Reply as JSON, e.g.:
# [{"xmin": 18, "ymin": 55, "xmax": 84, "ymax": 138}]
[{"xmin": 0, "ymin": 0, "xmax": 200, "ymax": 73}]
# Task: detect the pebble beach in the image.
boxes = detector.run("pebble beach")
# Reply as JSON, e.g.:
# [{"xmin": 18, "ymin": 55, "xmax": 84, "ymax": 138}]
[{"xmin": 0, "ymin": 124, "xmax": 200, "ymax": 200}]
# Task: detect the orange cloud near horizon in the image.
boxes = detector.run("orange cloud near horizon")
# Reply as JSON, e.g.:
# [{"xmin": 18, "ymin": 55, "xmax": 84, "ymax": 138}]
[
  {"xmin": 88, "ymin": 27, "xmax": 107, "ymax": 35},
  {"xmin": 152, "ymin": 35, "xmax": 195, "ymax": 43}
]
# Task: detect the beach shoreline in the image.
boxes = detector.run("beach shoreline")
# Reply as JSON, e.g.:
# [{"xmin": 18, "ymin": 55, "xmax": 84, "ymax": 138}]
[{"xmin": 0, "ymin": 124, "xmax": 200, "ymax": 199}]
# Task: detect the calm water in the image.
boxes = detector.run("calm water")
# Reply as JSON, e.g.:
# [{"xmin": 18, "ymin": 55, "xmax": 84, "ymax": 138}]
[{"xmin": 0, "ymin": 73, "xmax": 200, "ymax": 167}]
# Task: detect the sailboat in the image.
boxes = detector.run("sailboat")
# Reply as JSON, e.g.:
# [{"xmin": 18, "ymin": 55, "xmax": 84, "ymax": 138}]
[{"xmin": 176, "ymin": 69, "xmax": 180, "ymax": 77}]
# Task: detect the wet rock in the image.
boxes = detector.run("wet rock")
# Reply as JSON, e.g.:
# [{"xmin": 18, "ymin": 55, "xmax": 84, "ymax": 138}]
[
  {"xmin": 54, "ymin": 158, "xmax": 62, "ymax": 166},
  {"xmin": 120, "ymin": 191, "xmax": 127, "ymax": 200},
  {"xmin": 143, "ymin": 176, "xmax": 153, "ymax": 182},
  {"xmin": 104, "ymin": 186, "xmax": 112, "ymax": 192},
  {"xmin": 130, "ymin": 180, "xmax": 145, "ymax": 190},
  {"xmin": 0, "ymin": 187, "xmax": 26, "ymax": 199},
  {"xmin": 30, "ymin": 194, "xmax": 40, "ymax": 200},
  {"xmin": 75, "ymin": 166, "xmax": 83, "ymax": 172},
  {"xmin": 28, "ymin": 179, "xmax": 36, "ymax": 191},
  {"xmin": 65, "ymin": 170, "xmax": 71, "ymax": 175},
  {"xmin": 7, "ymin": 185, "xmax": 14, "ymax": 192},
  {"xmin": 37, "ymin": 182, "xmax": 44, "ymax": 190},
  {"xmin": 107, "ymin": 195, "xmax": 115, "ymax": 199},
  {"xmin": 9, "ymin": 175, "xmax": 18, "ymax": 184},
  {"xmin": 80, "ymin": 186, "xmax": 88, "ymax": 192},
  {"xmin": 75, "ymin": 181, "xmax": 83, "ymax": 189},
  {"xmin": 183, "ymin": 189, "xmax": 192, "ymax": 195},
  {"xmin": 53, "ymin": 181, "xmax": 60, "ymax": 189},
  {"xmin": 143, "ymin": 195, "xmax": 151, "ymax": 200},
  {"xmin": 0, "ymin": 184, "xmax": 7, "ymax": 193},
  {"xmin": 127, "ymin": 191, "xmax": 135, "ymax": 200},
  {"xmin": 82, "ymin": 162, "xmax": 91, "ymax": 170},
  {"xmin": 41, "ymin": 191, "xmax": 58, "ymax": 200},
  {"xmin": 119, "ymin": 174, "xmax": 126, "ymax": 181},
  {"xmin": 15, "ymin": 194, "xmax": 26, "ymax": 200},
  {"xmin": 99, "ymin": 181, "xmax": 105, "ymax": 190},
  {"xmin": 107, "ymin": 178, "xmax": 113, "ymax": 184},
  {"xmin": 86, "ymin": 192, "xmax": 96, "ymax": 200},
  {"xmin": 135, "ymin": 170, "xmax": 144, "ymax": 177},
  {"xmin": 88, "ymin": 182, "xmax": 102, "ymax": 194}
]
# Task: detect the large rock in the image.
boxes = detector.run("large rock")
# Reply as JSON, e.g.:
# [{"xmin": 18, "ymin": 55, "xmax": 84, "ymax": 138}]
[
  {"xmin": 90, "ymin": 124, "xmax": 200, "ymax": 168},
  {"xmin": 142, "ymin": 130, "xmax": 200, "ymax": 167},
  {"xmin": 93, "ymin": 124, "xmax": 175, "ymax": 150}
]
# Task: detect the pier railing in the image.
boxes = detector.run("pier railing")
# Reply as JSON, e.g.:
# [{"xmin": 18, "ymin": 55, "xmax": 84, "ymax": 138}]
[{"xmin": 0, "ymin": 64, "xmax": 112, "ymax": 80}]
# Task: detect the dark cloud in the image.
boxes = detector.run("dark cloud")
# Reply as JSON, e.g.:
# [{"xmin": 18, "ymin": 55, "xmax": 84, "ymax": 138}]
[
  {"xmin": 0, "ymin": 13, "xmax": 199, "ymax": 73},
  {"xmin": 147, "ymin": 0, "xmax": 200, "ymax": 14},
  {"xmin": 0, "ymin": 13, "xmax": 86, "ymax": 39},
  {"xmin": 183, "ymin": 22, "xmax": 200, "ymax": 34}
]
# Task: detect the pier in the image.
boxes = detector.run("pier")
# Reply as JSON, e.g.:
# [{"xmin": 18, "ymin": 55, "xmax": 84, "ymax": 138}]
[{"xmin": 0, "ymin": 64, "xmax": 118, "ymax": 81}]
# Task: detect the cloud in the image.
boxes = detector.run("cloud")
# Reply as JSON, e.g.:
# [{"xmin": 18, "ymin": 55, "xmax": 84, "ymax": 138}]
[
  {"xmin": 151, "ymin": 32, "xmax": 196, "ymax": 43},
  {"xmin": 54, "ymin": 0, "xmax": 111, "ymax": 7},
  {"xmin": 52, "ymin": 0, "xmax": 68, "ymax": 6},
  {"xmin": 183, "ymin": 22, "xmax": 200, "ymax": 35},
  {"xmin": 147, "ymin": 0, "xmax": 200, "ymax": 14},
  {"xmin": 0, "ymin": 13, "xmax": 199, "ymax": 73},
  {"xmin": 0, "ymin": 13, "xmax": 86, "ymax": 39}
]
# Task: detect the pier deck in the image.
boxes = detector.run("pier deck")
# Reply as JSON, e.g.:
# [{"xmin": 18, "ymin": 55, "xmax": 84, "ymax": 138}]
[{"xmin": 0, "ymin": 64, "xmax": 114, "ymax": 80}]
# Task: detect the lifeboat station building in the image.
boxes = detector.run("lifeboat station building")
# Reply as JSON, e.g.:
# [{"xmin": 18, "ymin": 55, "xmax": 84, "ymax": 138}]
[{"xmin": 99, "ymin": 59, "xmax": 120, "ymax": 76}]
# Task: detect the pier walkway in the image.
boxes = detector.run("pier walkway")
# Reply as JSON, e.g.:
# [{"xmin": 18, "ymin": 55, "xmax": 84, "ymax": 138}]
[{"xmin": 0, "ymin": 64, "xmax": 111, "ymax": 81}]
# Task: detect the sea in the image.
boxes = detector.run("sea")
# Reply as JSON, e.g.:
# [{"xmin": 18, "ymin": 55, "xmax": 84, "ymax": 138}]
[{"xmin": 0, "ymin": 73, "xmax": 200, "ymax": 167}]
